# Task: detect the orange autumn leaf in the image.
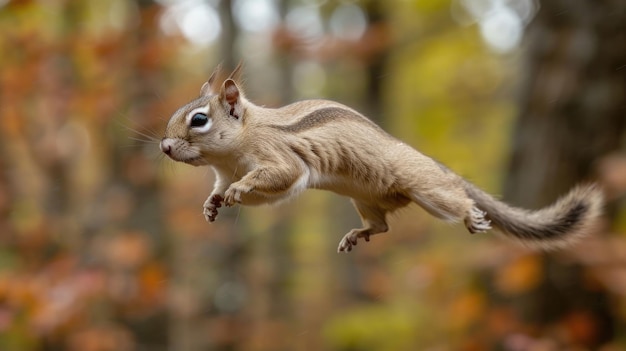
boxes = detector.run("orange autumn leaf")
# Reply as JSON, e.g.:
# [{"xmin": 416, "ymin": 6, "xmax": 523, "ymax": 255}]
[
  {"xmin": 138, "ymin": 262, "xmax": 167, "ymax": 304},
  {"xmin": 562, "ymin": 310, "xmax": 600, "ymax": 346},
  {"xmin": 495, "ymin": 254, "xmax": 544, "ymax": 295},
  {"xmin": 105, "ymin": 231, "xmax": 151, "ymax": 270},
  {"xmin": 448, "ymin": 291, "xmax": 485, "ymax": 330}
]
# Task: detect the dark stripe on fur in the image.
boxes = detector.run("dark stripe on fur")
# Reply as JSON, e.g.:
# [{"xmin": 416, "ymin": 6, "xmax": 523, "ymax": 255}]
[
  {"xmin": 489, "ymin": 201, "xmax": 587, "ymax": 240},
  {"xmin": 270, "ymin": 107, "xmax": 378, "ymax": 133},
  {"xmin": 542, "ymin": 202, "xmax": 586, "ymax": 237},
  {"xmin": 289, "ymin": 144, "xmax": 311, "ymax": 165}
]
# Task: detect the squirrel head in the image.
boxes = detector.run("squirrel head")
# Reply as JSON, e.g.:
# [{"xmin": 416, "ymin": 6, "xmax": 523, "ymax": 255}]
[{"xmin": 160, "ymin": 63, "xmax": 247, "ymax": 166}]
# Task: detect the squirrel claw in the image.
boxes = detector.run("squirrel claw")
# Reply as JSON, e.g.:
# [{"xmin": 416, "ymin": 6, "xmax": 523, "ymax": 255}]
[
  {"xmin": 224, "ymin": 184, "xmax": 251, "ymax": 207},
  {"xmin": 465, "ymin": 206, "xmax": 491, "ymax": 234},
  {"xmin": 203, "ymin": 194, "xmax": 224, "ymax": 222},
  {"xmin": 337, "ymin": 230, "xmax": 363, "ymax": 253}
]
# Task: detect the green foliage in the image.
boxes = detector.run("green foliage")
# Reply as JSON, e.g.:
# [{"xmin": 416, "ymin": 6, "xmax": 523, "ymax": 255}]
[
  {"xmin": 387, "ymin": 27, "xmax": 515, "ymax": 187},
  {"xmin": 323, "ymin": 303, "xmax": 419, "ymax": 351}
]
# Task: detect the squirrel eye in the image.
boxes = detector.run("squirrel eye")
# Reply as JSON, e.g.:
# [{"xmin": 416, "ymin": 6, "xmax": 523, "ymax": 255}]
[{"xmin": 190, "ymin": 112, "xmax": 208, "ymax": 127}]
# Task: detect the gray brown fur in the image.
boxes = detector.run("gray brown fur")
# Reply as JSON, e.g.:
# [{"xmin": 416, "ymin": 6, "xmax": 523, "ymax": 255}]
[{"xmin": 160, "ymin": 65, "xmax": 604, "ymax": 252}]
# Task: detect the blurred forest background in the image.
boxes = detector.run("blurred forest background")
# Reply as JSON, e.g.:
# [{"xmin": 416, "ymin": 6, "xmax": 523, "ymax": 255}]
[{"xmin": 1, "ymin": 0, "xmax": 625, "ymax": 350}]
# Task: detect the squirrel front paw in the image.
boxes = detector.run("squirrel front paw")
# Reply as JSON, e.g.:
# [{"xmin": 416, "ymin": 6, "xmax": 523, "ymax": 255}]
[
  {"xmin": 203, "ymin": 194, "xmax": 224, "ymax": 222},
  {"xmin": 224, "ymin": 183, "xmax": 253, "ymax": 207}
]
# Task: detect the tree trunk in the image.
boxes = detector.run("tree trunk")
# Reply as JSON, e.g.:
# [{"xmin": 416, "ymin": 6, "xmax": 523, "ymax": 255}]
[{"xmin": 501, "ymin": 0, "xmax": 625, "ymax": 348}]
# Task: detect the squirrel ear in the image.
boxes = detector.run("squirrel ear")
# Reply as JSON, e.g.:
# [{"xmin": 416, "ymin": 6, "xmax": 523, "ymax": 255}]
[
  {"xmin": 222, "ymin": 79, "xmax": 239, "ymax": 103},
  {"xmin": 200, "ymin": 63, "xmax": 223, "ymax": 97},
  {"xmin": 227, "ymin": 61, "xmax": 244, "ymax": 82},
  {"xmin": 221, "ymin": 79, "xmax": 243, "ymax": 119}
]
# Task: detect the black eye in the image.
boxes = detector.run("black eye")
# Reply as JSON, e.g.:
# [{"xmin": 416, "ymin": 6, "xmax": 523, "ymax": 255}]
[{"xmin": 190, "ymin": 113, "xmax": 208, "ymax": 127}]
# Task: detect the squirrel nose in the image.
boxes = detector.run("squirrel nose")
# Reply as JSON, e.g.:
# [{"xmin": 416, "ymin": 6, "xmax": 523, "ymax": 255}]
[{"xmin": 160, "ymin": 139, "xmax": 172, "ymax": 155}]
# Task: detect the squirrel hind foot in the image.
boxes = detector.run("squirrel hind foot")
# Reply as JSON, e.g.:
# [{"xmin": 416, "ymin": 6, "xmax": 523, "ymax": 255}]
[
  {"xmin": 337, "ymin": 228, "xmax": 372, "ymax": 253},
  {"xmin": 465, "ymin": 206, "xmax": 491, "ymax": 234},
  {"xmin": 337, "ymin": 223, "xmax": 388, "ymax": 253}
]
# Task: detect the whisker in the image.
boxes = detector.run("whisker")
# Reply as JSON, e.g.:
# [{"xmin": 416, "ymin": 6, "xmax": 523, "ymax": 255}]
[
  {"xmin": 231, "ymin": 165, "xmax": 238, "ymax": 179},
  {"xmin": 234, "ymin": 206, "xmax": 242, "ymax": 226},
  {"xmin": 157, "ymin": 153, "xmax": 178, "ymax": 176},
  {"xmin": 113, "ymin": 112, "xmax": 164, "ymax": 142},
  {"xmin": 127, "ymin": 136, "xmax": 159, "ymax": 144},
  {"xmin": 141, "ymin": 129, "xmax": 162, "ymax": 140},
  {"xmin": 125, "ymin": 126, "xmax": 162, "ymax": 143}
]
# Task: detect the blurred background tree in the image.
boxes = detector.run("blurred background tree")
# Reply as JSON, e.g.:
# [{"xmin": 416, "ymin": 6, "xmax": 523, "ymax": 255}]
[
  {"xmin": 0, "ymin": 0, "xmax": 624, "ymax": 351},
  {"xmin": 499, "ymin": 0, "xmax": 625, "ymax": 349}
]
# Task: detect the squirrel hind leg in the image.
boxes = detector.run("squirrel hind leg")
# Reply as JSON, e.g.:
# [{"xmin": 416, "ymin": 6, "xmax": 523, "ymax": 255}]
[
  {"xmin": 338, "ymin": 201, "xmax": 389, "ymax": 252},
  {"xmin": 408, "ymin": 187, "xmax": 473, "ymax": 223},
  {"xmin": 465, "ymin": 205, "xmax": 491, "ymax": 234}
]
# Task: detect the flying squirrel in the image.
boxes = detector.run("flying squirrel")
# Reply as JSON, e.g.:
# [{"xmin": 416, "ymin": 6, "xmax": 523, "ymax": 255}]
[{"xmin": 160, "ymin": 64, "xmax": 604, "ymax": 252}]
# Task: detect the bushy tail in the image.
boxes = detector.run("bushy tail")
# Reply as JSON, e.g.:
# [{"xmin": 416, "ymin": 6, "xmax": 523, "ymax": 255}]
[{"xmin": 463, "ymin": 182, "xmax": 604, "ymax": 249}]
